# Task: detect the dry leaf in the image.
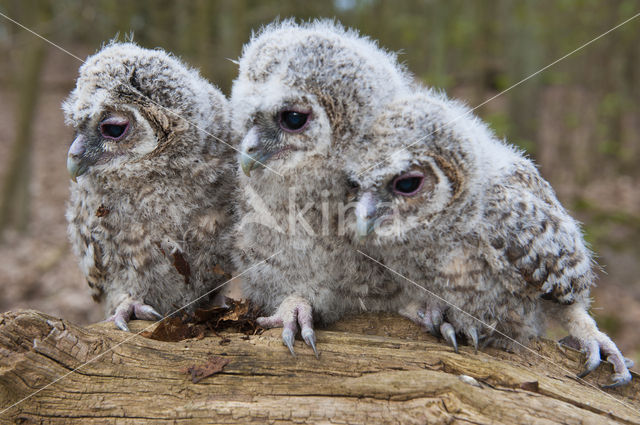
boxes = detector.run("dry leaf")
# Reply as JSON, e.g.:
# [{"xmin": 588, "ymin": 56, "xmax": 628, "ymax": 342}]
[
  {"xmin": 141, "ymin": 317, "xmax": 202, "ymax": 342},
  {"xmin": 142, "ymin": 299, "xmax": 263, "ymax": 342},
  {"xmin": 181, "ymin": 356, "xmax": 230, "ymax": 383}
]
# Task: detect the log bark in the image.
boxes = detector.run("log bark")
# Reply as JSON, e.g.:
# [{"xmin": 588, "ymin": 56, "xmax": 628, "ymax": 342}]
[{"xmin": 0, "ymin": 309, "xmax": 638, "ymax": 424}]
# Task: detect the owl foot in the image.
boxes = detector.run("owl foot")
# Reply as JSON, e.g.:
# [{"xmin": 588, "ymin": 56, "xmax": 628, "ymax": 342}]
[
  {"xmin": 415, "ymin": 308, "xmax": 459, "ymax": 353},
  {"xmin": 559, "ymin": 305, "xmax": 632, "ymax": 387},
  {"xmin": 414, "ymin": 306, "xmax": 444, "ymax": 336},
  {"xmin": 572, "ymin": 334, "xmax": 633, "ymax": 388},
  {"xmin": 402, "ymin": 304, "xmax": 485, "ymax": 354},
  {"xmin": 256, "ymin": 295, "xmax": 318, "ymax": 359},
  {"xmin": 106, "ymin": 300, "xmax": 163, "ymax": 332}
]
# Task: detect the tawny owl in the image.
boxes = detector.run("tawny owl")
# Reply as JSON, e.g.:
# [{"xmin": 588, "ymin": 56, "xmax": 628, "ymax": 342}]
[
  {"xmin": 345, "ymin": 90, "xmax": 632, "ymax": 387},
  {"xmin": 231, "ymin": 20, "xmax": 411, "ymax": 356},
  {"xmin": 63, "ymin": 42, "xmax": 236, "ymax": 331}
]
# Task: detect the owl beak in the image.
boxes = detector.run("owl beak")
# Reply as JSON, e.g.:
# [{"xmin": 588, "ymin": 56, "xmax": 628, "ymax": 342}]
[
  {"xmin": 67, "ymin": 134, "xmax": 89, "ymax": 182},
  {"xmin": 239, "ymin": 150, "xmax": 262, "ymax": 177},
  {"xmin": 239, "ymin": 127, "xmax": 280, "ymax": 177},
  {"xmin": 355, "ymin": 192, "xmax": 378, "ymax": 238}
]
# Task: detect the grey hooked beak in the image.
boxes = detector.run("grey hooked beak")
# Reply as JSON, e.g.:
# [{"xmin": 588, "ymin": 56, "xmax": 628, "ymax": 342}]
[
  {"xmin": 239, "ymin": 127, "xmax": 279, "ymax": 177},
  {"xmin": 67, "ymin": 134, "xmax": 88, "ymax": 182},
  {"xmin": 239, "ymin": 150, "xmax": 261, "ymax": 177},
  {"xmin": 355, "ymin": 192, "xmax": 378, "ymax": 238}
]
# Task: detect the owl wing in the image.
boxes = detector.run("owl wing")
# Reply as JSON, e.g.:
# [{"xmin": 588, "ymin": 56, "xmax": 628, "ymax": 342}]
[{"xmin": 484, "ymin": 164, "xmax": 594, "ymax": 305}]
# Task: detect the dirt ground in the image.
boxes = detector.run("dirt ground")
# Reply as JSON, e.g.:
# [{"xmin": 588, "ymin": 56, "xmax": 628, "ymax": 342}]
[{"xmin": 0, "ymin": 47, "xmax": 639, "ymax": 370}]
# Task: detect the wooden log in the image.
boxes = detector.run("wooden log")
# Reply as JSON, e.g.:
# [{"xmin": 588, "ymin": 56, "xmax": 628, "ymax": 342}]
[{"xmin": 0, "ymin": 309, "xmax": 638, "ymax": 424}]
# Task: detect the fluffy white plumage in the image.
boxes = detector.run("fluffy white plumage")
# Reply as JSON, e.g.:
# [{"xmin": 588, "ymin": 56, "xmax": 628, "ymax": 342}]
[
  {"xmin": 231, "ymin": 19, "xmax": 412, "ymax": 356},
  {"xmin": 63, "ymin": 42, "xmax": 236, "ymax": 330},
  {"xmin": 346, "ymin": 88, "xmax": 632, "ymax": 387}
]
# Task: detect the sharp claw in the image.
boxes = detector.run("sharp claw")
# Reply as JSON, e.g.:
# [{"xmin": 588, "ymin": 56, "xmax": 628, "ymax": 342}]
[
  {"xmin": 282, "ymin": 328, "xmax": 296, "ymax": 358},
  {"xmin": 212, "ymin": 293, "xmax": 230, "ymax": 309},
  {"xmin": 601, "ymin": 372, "xmax": 632, "ymax": 389},
  {"xmin": 559, "ymin": 335, "xmax": 581, "ymax": 350},
  {"xmin": 134, "ymin": 304, "xmax": 163, "ymax": 321},
  {"xmin": 114, "ymin": 315, "xmax": 130, "ymax": 332},
  {"xmin": 577, "ymin": 340, "xmax": 600, "ymax": 378},
  {"xmin": 301, "ymin": 328, "xmax": 319, "ymax": 359},
  {"xmin": 431, "ymin": 310, "xmax": 443, "ymax": 332},
  {"xmin": 468, "ymin": 328, "xmax": 479, "ymax": 354},
  {"xmin": 577, "ymin": 364, "xmax": 599, "ymax": 379},
  {"xmin": 441, "ymin": 323, "xmax": 458, "ymax": 353}
]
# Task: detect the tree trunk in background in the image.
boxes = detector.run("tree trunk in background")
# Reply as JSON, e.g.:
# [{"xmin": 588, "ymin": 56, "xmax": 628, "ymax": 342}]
[
  {"xmin": 0, "ymin": 2, "xmax": 49, "ymax": 238},
  {"xmin": 0, "ymin": 310, "xmax": 638, "ymax": 424},
  {"xmin": 505, "ymin": 0, "xmax": 541, "ymax": 155}
]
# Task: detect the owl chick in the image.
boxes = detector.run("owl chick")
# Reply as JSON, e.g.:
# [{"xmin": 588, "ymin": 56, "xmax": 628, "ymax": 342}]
[
  {"xmin": 231, "ymin": 20, "xmax": 411, "ymax": 356},
  {"xmin": 346, "ymin": 90, "xmax": 632, "ymax": 387},
  {"xmin": 63, "ymin": 42, "xmax": 236, "ymax": 331}
]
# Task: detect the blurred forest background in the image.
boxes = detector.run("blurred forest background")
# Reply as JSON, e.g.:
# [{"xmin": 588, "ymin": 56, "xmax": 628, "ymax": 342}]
[{"xmin": 0, "ymin": 0, "xmax": 639, "ymax": 364}]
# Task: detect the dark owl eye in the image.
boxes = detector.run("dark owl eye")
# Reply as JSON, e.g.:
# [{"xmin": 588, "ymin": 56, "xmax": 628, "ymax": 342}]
[
  {"xmin": 279, "ymin": 110, "xmax": 310, "ymax": 132},
  {"xmin": 392, "ymin": 172, "xmax": 424, "ymax": 196},
  {"xmin": 100, "ymin": 118, "xmax": 129, "ymax": 140},
  {"xmin": 346, "ymin": 177, "xmax": 360, "ymax": 193}
]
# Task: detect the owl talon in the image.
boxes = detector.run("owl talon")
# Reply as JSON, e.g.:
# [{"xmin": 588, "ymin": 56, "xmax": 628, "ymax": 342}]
[
  {"xmin": 431, "ymin": 309, "xmax": 443, "ymax": 333},
  {"xmin": 569, "ymin": 328, "xmax": 632, "ymax": 387},
  {"xmin": 114, "ymin": 315, "xmax": 130, "ymax": 332},
  {"xmin": 410, "ymin": 305, "xmax": 445, "ymax": 337},
  {"xmin": 257, "ymin": 295, "xmax": 317, "ymax": 358},
  {"xmin": 282, "ymin": 327, "xmax": 296, "ymax": 357},
  {"xmin": 441, "ymin": 322, "xmax": 458, "ymax": 353},
  {"xmin": 133, "ymin": 304, "xmax": 163, "ymax": 321},
  {"xmin": 467, "ymin": 328, "xmax": 479, "ymax": 354},
  {"xmin": 106, "ymin": 300, "xmax": 164, "ymax": 332},
  {"xmin": 577, "ymin": 340, "xmax": 601, "ymax": 378},
  {"xmin": 301, "ymin": 328, "xmax": 319, "ymax": 359},
  {"xmin": 212, "ymin": 293, "xmax": 231, "ymax": 309},
  {"xmin": 601, "ymin": 372, "xmax": 632, "ymax": 389}
]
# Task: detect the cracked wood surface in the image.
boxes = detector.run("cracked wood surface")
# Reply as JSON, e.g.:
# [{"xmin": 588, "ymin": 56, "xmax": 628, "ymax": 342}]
[{"xmin": 0, "ymin": 309, "xmax": 638, "ymax": 424}]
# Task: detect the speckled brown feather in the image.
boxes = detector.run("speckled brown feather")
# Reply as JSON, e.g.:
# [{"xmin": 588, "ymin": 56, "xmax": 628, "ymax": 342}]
[{"xmin": 64, "ymin": 42, "xmax": 236, "ymax": 321}]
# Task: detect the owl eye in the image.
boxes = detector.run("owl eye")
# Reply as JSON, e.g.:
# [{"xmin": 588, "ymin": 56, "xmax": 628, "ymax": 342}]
[
  {"xmin": 100, "ymin": 118, "xmax": 129, "ymax": 140},
  {"xmin": 346, "ymin": 177, "xmax": 360, "ymax": 194},
  {"xmin": 279, "ymin": 110, "xmax": 310, "ymax": 132},
  {"xmin": 392, "ymin": 172, "xmax": 424, "ymax": 196}
]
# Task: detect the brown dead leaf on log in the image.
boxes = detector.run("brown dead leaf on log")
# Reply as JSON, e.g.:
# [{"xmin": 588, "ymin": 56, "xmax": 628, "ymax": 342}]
[
  {"xmin": 141, "ymin": 298, "xmax": 263, "ymax": 342},
  {"xmin": 181, "ymin": 355, "xmax": 230, "ymax": 384}
]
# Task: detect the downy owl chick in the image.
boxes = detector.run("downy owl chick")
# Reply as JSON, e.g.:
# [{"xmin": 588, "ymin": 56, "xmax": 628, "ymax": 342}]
[
  {"xmin": 346, "ymin": 90, "xmax": 632, "ymax": 387},
  {"xmin": 231, "ymin": 19, "xmax": 411, "ymax": 356},
  {"xmin": 63, "ymin": 42, "xmax": 236, "ymax": 331}
]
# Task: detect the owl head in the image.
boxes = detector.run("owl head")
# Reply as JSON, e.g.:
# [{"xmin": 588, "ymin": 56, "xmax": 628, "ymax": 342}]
[
  {"xmin": 62, "ymin": 42, "xmax": 229, "ymax": 183},
  {"xmin": 345, "ymin": 90, "xmax": 502, "ymax": 244},
  {"xmin": 231, "ymin": 19, "xmax": 410, "ymax": 178}
]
